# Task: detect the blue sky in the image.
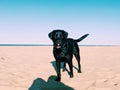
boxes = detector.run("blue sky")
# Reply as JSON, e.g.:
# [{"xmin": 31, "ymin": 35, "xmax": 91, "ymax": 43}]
[{"xmin": 0, "ymin": 0, "xmax": 120, "ymax": 45}]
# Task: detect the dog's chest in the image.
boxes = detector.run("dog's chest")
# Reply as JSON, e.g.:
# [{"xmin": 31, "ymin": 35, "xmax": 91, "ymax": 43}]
[
  {"xmin": 53, "ymin": 48, "xmax": 62, "ymax": 54},
  {"xmin": 53, "ymin": 42, "xmax": 73, "ymax": 58}
]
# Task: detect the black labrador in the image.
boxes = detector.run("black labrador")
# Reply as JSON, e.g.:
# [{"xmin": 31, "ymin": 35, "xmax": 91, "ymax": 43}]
[{"xmin": 48, "ymin": 29, "xmax": 89, "ymax": 81}]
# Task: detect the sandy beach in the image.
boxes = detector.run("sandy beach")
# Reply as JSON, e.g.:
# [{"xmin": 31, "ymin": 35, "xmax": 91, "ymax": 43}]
[{"xmin": 0, "ymin": 46, "xmax": 120, "ymax": 90}]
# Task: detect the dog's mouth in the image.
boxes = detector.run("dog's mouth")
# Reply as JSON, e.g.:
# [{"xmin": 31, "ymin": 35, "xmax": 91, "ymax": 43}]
[{"xmin": 56, "ymin": 44, "xmax": 61, "ymax": 49}]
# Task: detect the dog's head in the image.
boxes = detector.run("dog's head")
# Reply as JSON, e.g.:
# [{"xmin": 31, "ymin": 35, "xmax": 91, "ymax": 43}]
[{"xmin": 48, "ymin": 30, "xmax": 68, "ymax": 49}]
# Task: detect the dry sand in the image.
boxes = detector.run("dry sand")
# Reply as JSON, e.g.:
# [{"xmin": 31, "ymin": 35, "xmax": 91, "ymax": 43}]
[{"xmin": 0, "ymin": 46, "xmax": 120, "ymax": 90}]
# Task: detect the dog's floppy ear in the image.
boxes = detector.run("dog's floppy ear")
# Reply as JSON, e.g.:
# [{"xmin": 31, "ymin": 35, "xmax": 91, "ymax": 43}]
[
  {"xmin": 63, "ymin": 30, "xmax": 68, "ymax": 39},
  {"xmin": 48, "ymin": 31, "xmax": 53, "ymax": 40}
]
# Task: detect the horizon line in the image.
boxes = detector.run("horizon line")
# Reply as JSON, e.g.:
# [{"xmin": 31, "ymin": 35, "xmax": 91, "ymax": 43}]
[{"xmin": 0, "ymin": 44, "xmax": 119, "ymax": 46}]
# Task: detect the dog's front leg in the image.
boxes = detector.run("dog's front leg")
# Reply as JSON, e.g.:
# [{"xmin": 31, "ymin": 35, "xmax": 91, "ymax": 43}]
[
  {"xmin": 56, "ymin": 61, "xmax": 61, "ymax": 81},
  {"xmin": 62, "ymin": 62, "xmax": 66, "ymax": 72}
]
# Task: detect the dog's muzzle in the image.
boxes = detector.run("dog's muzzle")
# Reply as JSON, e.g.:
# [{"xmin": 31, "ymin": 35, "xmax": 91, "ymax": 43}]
[
  {"xmin": 56, "ymin": 44, "xmax": 61, "ymax": 49},
  {"xmin": 55, "ymin": 40, "xmax": 62, "ymax": 49}
]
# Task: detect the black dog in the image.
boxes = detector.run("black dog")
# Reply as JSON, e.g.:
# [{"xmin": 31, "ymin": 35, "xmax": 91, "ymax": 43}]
[{"xmin": 48, "ymin": 29, "xmax": 89, "ymax": 81}]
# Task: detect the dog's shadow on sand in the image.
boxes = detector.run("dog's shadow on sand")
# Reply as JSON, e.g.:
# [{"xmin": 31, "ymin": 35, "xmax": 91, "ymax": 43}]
[
  {"xmin": 51, "ymin": 61, "xmax": 79, "ymax": 76},
  {"xmin": 29, "ymin": 75, "xmax": 74, "ymax": 90}
]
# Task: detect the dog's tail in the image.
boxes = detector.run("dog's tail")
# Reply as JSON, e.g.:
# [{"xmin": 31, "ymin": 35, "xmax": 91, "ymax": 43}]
[{"xmin": 75, "ymin": 34, "xmax": 89, "ymax": 42}]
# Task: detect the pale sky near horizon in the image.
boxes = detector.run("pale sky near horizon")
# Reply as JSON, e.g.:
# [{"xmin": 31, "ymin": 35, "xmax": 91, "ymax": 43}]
[{"xmin": 0, "ymin": 0, "xmax": 120, "ymax": 45}]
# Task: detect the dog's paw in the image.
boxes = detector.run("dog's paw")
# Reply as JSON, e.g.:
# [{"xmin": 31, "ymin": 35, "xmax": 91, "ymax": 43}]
[
  {"xmin": 70, "ymin": 74, "xmax": 73, "ymax": 78},
  {"xmin": 78, "ymin": 70, "xmax": 82, "ymax": 73},
  {"xmin": 62, "ymin": 68, "xmax": 66, "ymax": 72},
  {"xmin": 55, "ymin": 77, "xmax": 61, "ymax": 82}
]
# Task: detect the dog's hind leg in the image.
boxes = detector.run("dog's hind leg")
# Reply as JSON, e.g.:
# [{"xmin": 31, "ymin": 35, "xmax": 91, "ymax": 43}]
[
  {"xmin": 75, "ymin": 53, "xmax": 82, "ymax": 73},
  {"xmin": 74, "ymin": 48, "xmax": 82, "ymax": 73},
  {"xmin": 68, "ymin": 59, "xmax": 74, "ymax": 78}
]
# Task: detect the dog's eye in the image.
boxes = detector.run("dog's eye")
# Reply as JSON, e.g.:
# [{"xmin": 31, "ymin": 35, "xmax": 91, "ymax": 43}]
[
  {"xmin": 54, "ymin": 34, "xmax": 58, "ymax": 38},
  {"xmin": 60, "ymin": 34, "xmax": 63, "ymax": 38},
  {"xmin": 60, "ymin": 34, "xmax": 62, "ymax": 37}
]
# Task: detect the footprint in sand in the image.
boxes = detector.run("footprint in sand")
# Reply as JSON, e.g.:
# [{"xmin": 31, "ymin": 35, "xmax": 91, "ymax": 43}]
[{"xmin": 1, "ymin": 57, "xmax": 5, "ymax": 60}]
